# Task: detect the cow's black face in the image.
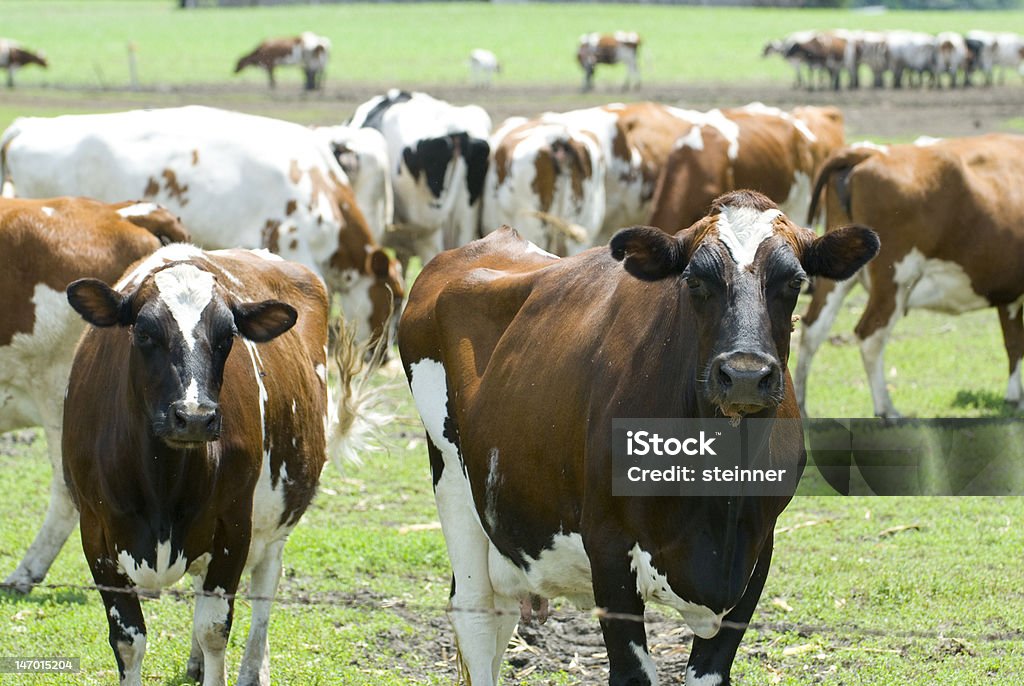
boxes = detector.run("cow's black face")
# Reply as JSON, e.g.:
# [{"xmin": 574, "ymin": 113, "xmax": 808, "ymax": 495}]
[
  {"xmin": 67, "ymin": 263, "xmax": 297, "ymax": 448},
  {"xmin": 610, "ymin": 190, "xmax": 879, "ymax": 419}
]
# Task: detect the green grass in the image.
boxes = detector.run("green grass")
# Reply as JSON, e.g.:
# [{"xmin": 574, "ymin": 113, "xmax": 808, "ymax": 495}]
[{"xmin": 3, "ymin": 1, "xmax": 1024, "ymax": 89}]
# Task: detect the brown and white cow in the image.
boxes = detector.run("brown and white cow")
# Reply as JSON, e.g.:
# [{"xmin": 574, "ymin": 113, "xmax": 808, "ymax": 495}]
[
  {"xmin": 481, "ymin": 116, "xmax": 606, "ymax": 255},
  {"xmin": 577, "ymin": 32, "xmax": 641, "ymax": 92},
  {"xmin": 234, "ymin": 32, "xmax": 331, "ymax": 91},
  {"xmin": 796, "ymin": 134, "xmax": 1024, "ymax": 419},
  {"xmin": 399, "ymin": 191, "xmax": 878, "ymax": 685},
  {"xmin": 63, "ymin": 245, "xmax": 331, "ymax": 686},
  {"xmin": 0, "ymin": 38, "xmax": 47, "ymax": 89},
  {"xmin": 648, "ymin": 103, "xmax": 845, "ymax": 234},
  {"xmin": 0, "ymin": 197, "xmax": 188, "ymax": 593},
  {"xmin": 0, "ymin": 106, "xmax": 404, "ymax": 346}
]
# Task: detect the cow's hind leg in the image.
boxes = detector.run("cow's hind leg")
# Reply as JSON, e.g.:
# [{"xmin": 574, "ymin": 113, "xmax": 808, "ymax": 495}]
[
  {"xmin": 3, "ymin": 416, "xmax": 78, "ymax": 592},
  {"xmin": 590, "ymin": 541, "xmax": 656, "ymax": 686},
  {"xmin": 997, "ymin": 304, "xmax": 1024, "ymax": 407},
  {"xmin": 685, "ymin": 535, "xmax": 774, "ymax": 686},
  {"xmin": 795, "ymin": 275, "xmax": 859, "ymax": 416},
  {"xmin": 237, "ymin": 538, "xmax": 286, "ymax": 686},
  {"xmin": 856, "ymin": 270, "xmax": 912, "ymax": 420}
]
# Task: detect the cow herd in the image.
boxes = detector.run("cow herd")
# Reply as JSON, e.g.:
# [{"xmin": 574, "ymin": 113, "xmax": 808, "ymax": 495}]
[
  {"xmin": 1, "ymin": 84, "xmax": 1024, "ymax": 685},
  {"xmin": 764, "ymin": 28, "xmax": 1024, "ymax": 90}
]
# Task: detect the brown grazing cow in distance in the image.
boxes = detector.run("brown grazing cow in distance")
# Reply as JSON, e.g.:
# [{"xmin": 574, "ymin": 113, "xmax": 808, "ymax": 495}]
[
  {"xmin": 234, "ymin": 32, "xmax": 331, "ymax": 91},
  {"xmin": 64, "ymin": 245, "xmax": 333, "ymax": 685},
  {"xmin": 0, "ymin": 197, "xmax": 188, "ymax": 593},
  {"xmin": 0, "ymin": 39, "xmax": 47, "ymax": 88},
  {"xmin": 400, "ymin": 191, "xmax": 878, "ymax": 686},
  {"xmin": 577, "ymin": 31, "xmax": 641, "ymax": 92}
]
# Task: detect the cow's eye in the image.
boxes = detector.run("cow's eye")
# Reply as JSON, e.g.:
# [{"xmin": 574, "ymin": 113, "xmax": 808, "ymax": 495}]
[
  {"xmin": 135, "ymin": 328, "xmax": 154, "ymax": 347},
  {"xmin": 216, "ymin": 335, "xmax": 234, "ymax": 354},
  {"xmin": 686, "ymin": 276, "xmax": 702, "ymax": 290},
  {"xmin": 788, "ymin": 276, "xmax": 806, "ymax": 291}
]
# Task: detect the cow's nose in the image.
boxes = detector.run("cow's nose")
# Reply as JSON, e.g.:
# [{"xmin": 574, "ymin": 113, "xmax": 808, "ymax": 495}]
[
  {"xmin": 711, "ymin": 352, "xmax": 782, "ymax": 408},
  {"xmin": 169, "ymin": 403, "xmax": 221, "ymax": 442}
]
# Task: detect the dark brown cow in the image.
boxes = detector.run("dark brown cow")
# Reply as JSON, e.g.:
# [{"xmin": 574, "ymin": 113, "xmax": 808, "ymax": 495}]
[
  {"xmin": 648, "ymin": 104, "xmax": 845, "ymax": 234},
  {"xmin": 577, "ymin": 31, "xmax": 641, "ymax": 92},
  {"xmin": 234, "ymin": 32, "xmax": 330, "ymax": 91},
  {"xmin": 399, "ymin": 191, "xmax": 877, "ymax": 685},
  {"xmin": 0, "ymin": 39, "xmax": 47, "ymax": 88},
  {"xmin": 63, "ymin": 246, "xmax": 330, "ymax": 685},
  {"xmin": 797, "ymin": 134, "xmax": 1024, "ymax": 419},
  {"xmin": 0, "ymin": 198, "xmax": 187, "ymax": 593}
]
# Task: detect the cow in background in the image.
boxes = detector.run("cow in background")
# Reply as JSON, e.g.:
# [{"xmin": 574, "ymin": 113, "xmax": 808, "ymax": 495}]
[
  {"xmin": 933, "ymin": 32, "xmax": 969, "ymax": 88},
  {"xmin": 347, "ymin": 89, "xmax": 491, "ymax": 271},
  {"xmin": 468, "ymin": 49, "xmax": 501, "ymax": 88},
  {"xmin": 1, "ymin": 106, "xmax": 404, "ymax": 346},
  {"xmin": 1, "ymin": 197, "xmax": 188, "ymax": 593},
  {"xmin": 234, "ymin": 32, "xmax": 331, "ymax": 91},
  {"xmin": 648, "ymin": 103, "xmax": 845, "ymax": 234},
  {"xmin": 577, "ymin": 32, "xmax": 641, "ymax": 92},
  {"xmin": 482, "ymin": 116, "xmax": 605, "ymax": 255},
  {"xmin": 965, "ymin": 30, "xmax": 1024, "ymax": 86},
  {"xmin": 63, "ymin": 246, "xmax": 333, "ymax": 685},
  {"xmin": 796, "ymin": 135, "xmax": 1024, "ymax": 419},
  {"xmin": 0, "ymin": 39, "xmax": 47, "ymax": 88}
]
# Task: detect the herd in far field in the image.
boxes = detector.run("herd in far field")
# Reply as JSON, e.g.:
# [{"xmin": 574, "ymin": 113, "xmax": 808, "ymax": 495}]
[{"xmin": 4, "ymin": 21, "xmax": 1024, "ymax": 686}]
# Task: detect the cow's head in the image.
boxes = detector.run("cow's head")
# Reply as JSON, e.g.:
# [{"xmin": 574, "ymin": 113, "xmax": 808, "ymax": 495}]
[
  {"xmin": 611, "ymin": 190, "xmax": 878, "ymax": 419},
  {"xmin": 67, "ymin": 261, "xmax": 297, "ymax": 447}
]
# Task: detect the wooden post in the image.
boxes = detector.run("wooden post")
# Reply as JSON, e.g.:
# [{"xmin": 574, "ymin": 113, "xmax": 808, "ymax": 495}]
[{"xmin": 127, "ymin": 41, "xmax": 139, "ymax": 90}]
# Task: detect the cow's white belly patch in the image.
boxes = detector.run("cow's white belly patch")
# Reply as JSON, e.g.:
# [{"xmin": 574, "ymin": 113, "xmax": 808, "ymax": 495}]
[
  {"xmin": 117, "ymin": 540, "xmax": 188, "ymax": 592},
  {"xmin": 896, "ymin": 248, "xmax": 990, "ymax": 313},
  {"xmin": 629, "ymin": 544, "xmax": 725, "ymax": 639},
  {"xmin": 488, "ymin": 532, "xmax": 595, "ymax": 608}
]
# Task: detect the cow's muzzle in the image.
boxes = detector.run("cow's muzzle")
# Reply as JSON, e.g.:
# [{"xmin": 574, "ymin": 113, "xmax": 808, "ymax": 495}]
[
  {"xmin": 707, "ymin": 351, "xmax": 783, "ymax": 416},
  {"xmin": 164, "ymin": 401, "xmax": 222, "ymax": 446}
]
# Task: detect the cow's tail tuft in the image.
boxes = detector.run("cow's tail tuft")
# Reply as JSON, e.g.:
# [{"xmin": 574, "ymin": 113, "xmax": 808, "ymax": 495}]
[
  {"xmin": 325, "ymin": 307, "xmax": 396, "ymax": 468},
  {"xmin": 808, "ymin": 146, "xmax": 881, "ymax": 227}
]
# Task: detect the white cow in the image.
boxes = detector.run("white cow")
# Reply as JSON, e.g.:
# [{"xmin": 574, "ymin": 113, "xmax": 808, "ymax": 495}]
[
  {"xmin": 482, "ymin": 116, "xmax": 606, "ymax": 255},
  {"xmin": 966, "ymin": 30, "xmax": 1024, "ymax": 85},
  {"xmin": 887, "ymin": 30, "xmax": 937, "ymax": 88},
  {"xmin": 347, "ymin": 90, "xmax": 492, "ymax": 269},
  {"xmin": 0, "ymin": 105, "xmax": 404, "ymax": 345},
  {"xmin": 933, "ymin": 31, "xmax": 969, "ymax": 88},
  {"xmin": 468, "ymin": 49, "xmax": 501, "ymax": 88}
]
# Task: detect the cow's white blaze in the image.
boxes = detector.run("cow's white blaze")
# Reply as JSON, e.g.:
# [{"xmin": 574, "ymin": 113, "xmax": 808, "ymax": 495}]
[
  {"xmin": 715, "ymin": 205, "xmax": 782, "ymax": 268},
  {"xmin": 685, "ymin": 666, "xmax": 724, "ymax": 686},
  {"xmin": 409, "ymin": 358, "xmax": 506, "ymax": 685},
  {"xmin": 630, "ymin": 642, "xmax": 659, "ymax": 685},
  {"xmin": 117, "ymin": 540, "xmax": 188, "ymax": 591},
  {"xmin": 116, "ymin": 243, "xmax": 204, "ymax": 290},
  {"xmin": 116, "ymin": 202, "xmax": 160, "ymax": 218},
  {"xmin": 153, "ymin": 264, "xmax": 215, "ymax": 353},
  {"xmin": 629, "ymin": 544, "xmax": 725, "ymax": 639}
]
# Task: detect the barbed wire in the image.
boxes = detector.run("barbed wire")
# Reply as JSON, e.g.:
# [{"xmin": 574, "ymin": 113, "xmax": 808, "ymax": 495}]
[{"xmin": 5, "ymin": 580, "xmax": 1022, "ymax": 645}]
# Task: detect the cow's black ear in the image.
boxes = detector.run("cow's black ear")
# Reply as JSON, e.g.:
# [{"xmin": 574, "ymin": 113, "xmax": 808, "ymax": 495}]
[
  {"xmin": 610, "ymin": 226, "xmax": 688, "ymax": 281},
  {"xmin": 67, "ymin": 278, "xmax": 131, "ymax": 327},
  {"xmin": 402, "ymin": 147, "xmax": 421, "ymax": 180},
  {"xmin": 233, "ymin": 300, "xmax": 297, "ymax": 343},
  {"xmin": 802, "ymin": 224, "xmax": 880, "ymax": 281}
]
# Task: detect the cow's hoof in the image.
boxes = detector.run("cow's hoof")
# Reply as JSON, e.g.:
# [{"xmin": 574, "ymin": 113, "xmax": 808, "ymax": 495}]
[
  {"xmin": 1, "ymin": 572, "xmax": 37, "ymax": 595},
  {"xmin": 186, "ymin": 658, "xmax": 202, "ymax": 683}
]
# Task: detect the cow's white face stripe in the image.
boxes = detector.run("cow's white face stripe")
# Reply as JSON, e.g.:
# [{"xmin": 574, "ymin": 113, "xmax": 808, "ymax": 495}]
[
  {"xmin": 153, "ymin": 264, "xmax": 215, "ymax": 353},
  {"xmin": 715, "ymin": 206, "xmax": 782, "ymax": 267}
]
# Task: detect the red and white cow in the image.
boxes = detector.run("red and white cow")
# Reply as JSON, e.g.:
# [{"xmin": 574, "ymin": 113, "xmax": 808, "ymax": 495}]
[
  {"xmin": 0, "ymin": 197, "xmax": 188, "ymax": 593},
  {"xmin": 0, "ymin": 106, "xmax": 404, "ymax": 345},
  {"xmin": 63, "ymin": 245, "xmax": 334, "ymax": 686},
  {"xmin": 347, "ymin": 90, "xmax": 491, "ymax": 269},
  {"xmin": 796, "ymin": 135, "xmax": 1024, "ymax": 419},
  {"xmin": 648, "ymin": 103, "xmax": 845, "ymax": 234},
  {"xmin": 400, "ymin": 191, "xmax": 877, "ymax": 686},
  {"xmin": 933, "ymin": 31, "xmax": 970, "ymax": 88},
  {"xmin": 234, "ymin": 31, "xmax": 331, "ymax": 91},
  {"xmin": 481, "ymin": 116, "xmax": 605, "ymax": 255},
  {"xmin": 577, "ymin": 32, "xmax": 641, "ymax": 92},
  {"xmin": 0, "ymin": 38, "xmax": 47, "ymax": 88}
]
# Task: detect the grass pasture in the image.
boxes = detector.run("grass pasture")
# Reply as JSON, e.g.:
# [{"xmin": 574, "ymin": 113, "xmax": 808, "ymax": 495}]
[{"xmin": 3, "ymin": 1, "xmax": 1024, "ymax": 684}]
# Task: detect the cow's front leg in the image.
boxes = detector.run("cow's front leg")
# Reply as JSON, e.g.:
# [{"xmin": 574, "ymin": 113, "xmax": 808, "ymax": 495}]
[
  {"xmin": 591, "ymin": 545, "xmax": 656, "ymax": 686},
  {"xmin": 684, "ymin": 536, "xmax": 774, "ymax": 686},
  {"xmin": 82, "ymin": 513, "xmax": 147, "ymax": 686},
  {"xmin": 192, "ymin": 527, "xmax": 248, "ymax": 686}
]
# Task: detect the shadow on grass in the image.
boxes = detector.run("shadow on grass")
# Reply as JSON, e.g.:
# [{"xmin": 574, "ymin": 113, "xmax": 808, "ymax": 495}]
[
  {"xmin": 951, "ymin": 390, "xmax": 1020, "ymax": 416},
  {"xmin": 0, "ymin": 586, "xmax": 90, "ymax": 605}
]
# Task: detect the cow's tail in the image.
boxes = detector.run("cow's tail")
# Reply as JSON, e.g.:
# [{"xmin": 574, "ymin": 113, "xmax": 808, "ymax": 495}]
[
  {"xmin": 807, "ymin": 146, "xmax": 880, "ymax": 227},
  {"xmin": 325, "ymin": 312, "xmax": 396, "ymax": 467},
  {"xmin": 524, "ymin": 210, "xmax": 589, "ymax": 245},
  {"xmin": 0, "ymin": 120, "xmax": 20, "ymax": 198}
]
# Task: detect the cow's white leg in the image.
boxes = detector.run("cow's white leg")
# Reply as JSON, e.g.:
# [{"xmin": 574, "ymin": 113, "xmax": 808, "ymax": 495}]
[
  {"xmin": 193, "ymin": 588, "xmax": 230, "ymax": 686},
  {"xmin": 996, "ymin": 304, "xmax": 1024, "ymax": 406},
  {"xmin": 187, "ymin": 577, "xmax": 204, "ymax": 682},
  {"xmin": 4, "ymin": 417, "xmax": 78, "ymax": 592},
  {"xmin": 409, "ymin": 359, "xmax": 503, "ymax": 685},
  {"xmin": 794, "ymin": 275, "xmax": 858, "ymax": 415},
  {"xmin": 238, "ymin": 538, "xmax": 285, "ymax": 686},
  {"xmin": 491, "ymin": 594, "xmax": 520, "ymax": 682},
  {"xmin": 857, "ymin": 283, "xmax": 911, "ymax": 420}
]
